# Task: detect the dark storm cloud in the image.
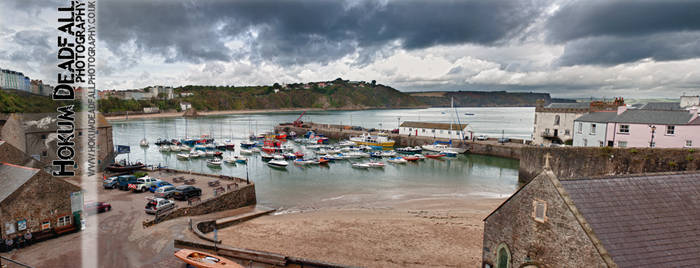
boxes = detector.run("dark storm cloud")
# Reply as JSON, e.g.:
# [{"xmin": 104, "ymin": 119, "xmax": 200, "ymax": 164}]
[
  {"xmin": 98, "ymin": 0, "xmax": 545, "ymax": 65},
  {"xmin": 556, "ymin": 32, "xmax": 700, "ymax": 66},
  {"xmin": 547, "ymin": 0, "xmax": 700, "ymax": 65}
]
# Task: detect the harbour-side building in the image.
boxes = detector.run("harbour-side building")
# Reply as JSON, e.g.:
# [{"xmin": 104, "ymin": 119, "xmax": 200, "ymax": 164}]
[
  {"xmin": 482, "ymin": 163, "xmax": 700, "ymax": 268},
  {"xmin": 572, "ymin": 111, "xmax": 618, "ymax": 147},
  {"xmin": 533, "ymin": 99, "xmax": 624, "ymax": 146},
  {"xmin": 399, "ymin": 121, "xmax": 467, "ymax": 140}
]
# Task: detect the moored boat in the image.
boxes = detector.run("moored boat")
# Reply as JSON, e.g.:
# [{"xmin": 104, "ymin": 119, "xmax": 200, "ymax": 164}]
[
  {"xmin": 367, "ymin": 161, "xmax": 385, "ymax": 168},
  {"xmin": 352, "ymin": 163, "xmax": 370, "ymax": 169},
  {"xmin": 349, "ymin": 133, "xmax": 395, "ymax": 149},
  {"xmin": 388, "ymin": 157, "xmax": 408, "ymax": 164},
  {"xmin": 396, "ymin": 146, "xmax": 422, "ymax": 154},
  {"xmin": 234, "ymin": 156, "xmax": 248, "ymax": 163},
  {"xmin": 206, "ymin": 159, "xmax": 222, "ymax": 167},
  {"xmin": 267, "ymin": 159, "xmax": 288, "ymax": 168},
  {"xmin": 105, "ymin": 162, "xmax": 146, "ymax": 172},
  {"xmin": 240, "ymin": 148, "xmax": 253, "ymax": 155},
  {"xmin": 440, "ymin": 151, "xmax": 458, "ymax": 157},
  {"xmin": 174, "ymin": 249, "xmax": 243, "ymax": 268},
  {"xmin": 425, "ymin": 153, "xmax": 445, "ymax": 159},
  {"xmin": 177, "ymin": 153, "xmax": 190, "ymax": 160},
  {"xmin": 421, "ymin": 142, "xmax": 467, "ymax": 154}
]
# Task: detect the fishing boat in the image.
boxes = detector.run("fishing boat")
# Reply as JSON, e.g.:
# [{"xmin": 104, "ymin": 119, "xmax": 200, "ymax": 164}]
[
  {"xmin": 388, "ymin": 157, "xmax": 408, "ymax": 164},
  {"xmin": 349, "ymin": 133, "xmax": 395, "ymax": 149},
  {"xmin": 240, "ymin": 140, "xmax": 256, "ymax": 148},
  {"xmin": 234, "ymin": 156, "xmax": 248, "ymax": 163},
  {"xmin": 396, "ymin": 146, "xmax": 422, "ymax": 154},
  {"xmin": 421, "ymin": 141, "xmax": 467, "ymax": 154},
  {"xmin": 367, "ymin": 161, "xmax": 385, "ymax": 168},
  {"xmin": 267, "ymin": 159, "xmax": 288, "ymax": 168},
  {"xmin": 206, "ymin": 159, "xmax": 222, "ymax": 167},
  {"xmin": 177, "ymin": 153, "xmax": 190, "ymax": 160},
  {"xmin": 105, "ymin": 162, "xmax": 146, "ymax": 172},
  {"xmin": 440, "ymin": 151, "xmax": 458, "ymax": 157},
  {"xmin": 402, "ymin": 156, "xmax": 420, "ymax": 162},
  {"xmin": 352, "ymin": 163, "xmax": 370, "ymax": 169},
  {"xmin": 174, "ymin": 249, "xmax": 243, "ymax": 268},
  {"xmin": 425, "ymin": 153, "xmax": 445, "ymax": 159},
  {"xmin": 239, "ymin": 148, "xmax": 253, "ymax": 155}
]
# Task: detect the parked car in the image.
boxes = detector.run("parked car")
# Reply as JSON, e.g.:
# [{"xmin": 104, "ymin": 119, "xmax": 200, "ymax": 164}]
[
  {"xmin": 116, "ymin": 175, "xmax": 138, "ymax": 190},
  {"xmin": 391, "ymin": 128, "xmax": 399, "ymax": 134},
  {"xmin": 85, "ymin": 202, "xmax": 111, "ymax": 214},
  {"xmin": 144, "ymin": 198, "xmax": 176, "ymax": 214},
  {"xmin": 148, "ymin": 181, "xmax": 172, "ymax": 193},
  {"xmin": 498, "ymin": 137, "xmax": 511, "ymax": 144},
  {"xmin": 476, "ymin": 135, "xmax": 489, "ymax": 141},
  {"xmin": 172, "ymin": 185, "xmax": 202, "ymax": 201},
  {"xmin": 129, "ymin": 176, "xmax": 160, "ymax": 192},
  {"xmin": 154, "ymin": 185, "xmax": 177, "ymax": 199},
  {"xmin": 102, "ymin": 176, "xmax": 119, "ymax": 189}
]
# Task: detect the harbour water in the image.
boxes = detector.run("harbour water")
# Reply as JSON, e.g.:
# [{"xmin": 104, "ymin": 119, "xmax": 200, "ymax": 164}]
[{"xmin": 109, "ymin": 107, "xmax": 532, "ymax": 209}]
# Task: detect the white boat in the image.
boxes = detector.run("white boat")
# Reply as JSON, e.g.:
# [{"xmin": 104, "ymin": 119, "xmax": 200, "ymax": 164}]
[
  {"xmin": 159, "ymin": 145, "xmax": 170, "ymax": 152},
  {"xmin": 223, "ymin": 157, "xmax": 237, "ymax": 164},
  {"xmin": 367, "ymin": 161, "xmax": 385, "ymax": 168},
  {"xmin": 179, "ymin": 145, "xmax": 190, "ymax": 151},
  {"xmin": 349, "ymin": 133, "xmax": 395, "ymax": 149},
  {"xmin": 139, "ymin": 138, "xmax": 149, "ymax": 147},
  {"xmin": 414, "ymin": 154, "xmax": 426, "ymax": 160},
  {"xmin": 206, "ymin": 159, "xmax": 222, "ymax": 167},
  {"xmin": 177, "ymin": 153, "xmax": 190, "ymax": 160},
  {"xmin": 421, "ymin": 144, "xmax": 467, "ymax": 154},
  {"xmin": 206, "ymin": 143, "xmax": 216, "ymax": 150},
  {"xmin": 267, "ymin": 159, "xmax": 288, "ymax": 168},
  {"xmin": 352, "ymin": 163, "xmax": 370, "ymax": 169},
  {"xmin": 206, "ymin": 150, "xmax": 215, "ymax": 156},
  {"xmin": 234, "ymin": 156, "xmax": 248, "ymax": 163},
  {"xmin": 338, "ymin": 140, "xmax": 356, "ymax": 147},
  {"xmin": 170, "ymin": 144, "xmax": 181, "ymax": 151},
  {"xmin": 194, "ymin": 144, "xmax": 207, "ymax": 151},
  {"xmin": 252, "ymin": 147, "xmax": 261, "ymax": 153},
  {"xmin": 293, "ymin": 159, "xmax": 315, "ymax": 165},
  {"xmin": 273, "ymin": 155, "xmax": 285, "ymax": 160},
  {"xmin": 380, "ymin": 151, "xmax": 397, "ymax": 157},
  {"xmin": 280, "ymin": 145, "xmax": 295, "ymax": 152},
  {"xmin": 387, "ymin": 157, "xmax": 407, "ymax": 164},
  {"xmin": 240, "ymin": 148, "xmax": 253, "ymax": 155},
  {"xmin": 240, "ymin": 140, "xmax": 257, "ymax": 148}
]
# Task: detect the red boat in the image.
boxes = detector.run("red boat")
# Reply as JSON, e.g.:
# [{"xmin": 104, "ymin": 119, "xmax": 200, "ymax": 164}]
[
  {"xmin": 425, "ymin": 154, "xmax": 445, "ymax": 159},
  {"xmin": 276, "ymin": 133, "xmax": 288, "ymax": 140},
  {"xmin": 294, "ymin": 152, "xmax": 304, "ymax": 158},
  {"xmin": 403, "ymin": 156, "xmax": 419, "ymax": 161},
  {"xmin": 318, "ymin": 158, "xmax": 330, "ymax": 164}
]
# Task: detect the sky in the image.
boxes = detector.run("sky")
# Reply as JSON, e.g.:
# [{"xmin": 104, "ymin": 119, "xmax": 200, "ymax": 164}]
[{"xmin": 1, "ymin": 0, "xmax": 700, "ymax": 98}]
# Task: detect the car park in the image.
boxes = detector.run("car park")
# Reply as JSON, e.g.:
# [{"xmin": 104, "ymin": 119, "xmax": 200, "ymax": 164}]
[
  {"xmin": 116, "ymin": 175, "xmax": 139, "ymax": 190},
  {"xmin": 144, "ymin": 198, "xmax": 176, "ymax": 214},
  {"xmin": 172, "ymin": 185, "xmax": 202, "ymax": 201},
  {"xmin": 154, "ymin": 185, "xmax": 177, "ymax": 199},
  {"xmin": 128, "ymin": 176, "xmax": 160, "ymax": 192},
  {"xmin": 498, "ymin": 137, "xmax": 511, "ymax": 143},
  {"xmin": 102, "ymin": 176, "xmax": 119, "ymax": 189},
  {"xmin": 149, "ymin": 181, "xmax": 172, "ymax": 193},
  {"xmin": 85, "ymin": 202, "xmax": 112, "ymax": 214}
]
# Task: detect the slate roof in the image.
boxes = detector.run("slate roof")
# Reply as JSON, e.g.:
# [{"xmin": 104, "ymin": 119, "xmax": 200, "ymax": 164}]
[
  {"xmin": 0, "ymin": 141, "xmax": 46, "ymax": 168},
  {"xmin": 574, "ymin": 111, "xmax": 618, "ymax": 123},
  {"xmin": 0, "ymin": 163, "xmax": 39, "ymax": 202},
  {"xmin": 611, "ymin": 110, "xmax": 694, "ymax": 125},
  {"xmin": 640, "ymin": 102, "xmax": 682, "ymax": 111},
  {"xmin": 545, "ymin": 102, "xmax": 590, "ymax": 109},
  {"xmin": 400, "ymin": 121, "xmax": 467, "ymax": 130},
  {"xmin": 560, "ymin": 172, "xmax": 700, "ymax": 267}
]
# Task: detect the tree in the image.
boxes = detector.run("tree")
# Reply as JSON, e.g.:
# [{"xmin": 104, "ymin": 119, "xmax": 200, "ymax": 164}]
[
  {"xmin": 371, "ymin": 80, "xmax": 376, "ymax": 87},
  {"xmin": 273, "ymin": 82, "xmax": 281, "ymax": 89}
]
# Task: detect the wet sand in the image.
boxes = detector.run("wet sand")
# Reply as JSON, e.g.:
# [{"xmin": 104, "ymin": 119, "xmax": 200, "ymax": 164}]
[{"xmin": 218, "ymin": 198, "xmax": 504, "ymax": 267}]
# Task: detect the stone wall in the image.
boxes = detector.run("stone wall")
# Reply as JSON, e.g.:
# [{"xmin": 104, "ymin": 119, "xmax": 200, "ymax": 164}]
[
  {"xmin": 0, "ymin": 171, "xmax": 81, "ymax": 240},
  {"xmin": 482, "ymin": 172, "xmax": 607, "ymax": 268},
  {"xmin": 519, "ymin": 147, "xmax": 700, "ymax": 183},
  {"xmin": 144, "ymin": 183, "xmax": 256, "ymax": 226}
]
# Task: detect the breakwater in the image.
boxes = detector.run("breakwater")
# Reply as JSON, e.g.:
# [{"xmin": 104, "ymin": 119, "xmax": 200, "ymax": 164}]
[{"xmin": 275, "ymin": 122, "xmax": 525, "ymax": 160}]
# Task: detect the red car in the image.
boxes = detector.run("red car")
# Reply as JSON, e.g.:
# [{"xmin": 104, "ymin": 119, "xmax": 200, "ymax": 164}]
[{"xmin": 85, "ymin": 202, "xmax": 112, "ymax": 214}]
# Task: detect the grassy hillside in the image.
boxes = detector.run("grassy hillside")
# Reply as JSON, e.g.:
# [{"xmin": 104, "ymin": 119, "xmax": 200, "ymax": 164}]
[
  {"xmin": 409, "ymin": 90, "xmax": 561, "ymax": 107},
  {"xmin": 0, "ymin": 89, "xmax": 78, "ymax": 113},
  {"xmin": 98, "ymin": 80, "xmax": 426, "ymax": 113}
]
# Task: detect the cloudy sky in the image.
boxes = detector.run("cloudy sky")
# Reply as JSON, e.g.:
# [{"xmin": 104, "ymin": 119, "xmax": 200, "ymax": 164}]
[{"xmin": 1, "ymin": 0, "xmax": 700, "ymax": 98}]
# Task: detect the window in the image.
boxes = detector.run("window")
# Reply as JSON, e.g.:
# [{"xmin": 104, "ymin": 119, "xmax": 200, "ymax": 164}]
[
  {"xmin": 422, "ymin": 129, "xmax": 426, "ymax": 133},
  {"xmin": 554, "ymin": 115, "xmax": 560, "ymax": 126},
  {"xmin": 432, "ymin": 129, "xmax": 435, "ymax": 133},
  {"xmin": 590, "ymin": 124, "xmax": 597, "ymax": 134},
  {"xmin": 447, "ymin": 131, "xmax": 451, "ymax": 134},
  {"xmin": 544, "ymin": 128, "xmax": 550, "ymax": 135},
  {"xmin": 4, "ymin": 222, "xmax": 16, "ymax": 235},
  {"xmin": 666, "ymin": 126, "xmax": 675, "ymax": 135},
  {"xmin": 618, "ymin": 141, "xmax": 628, "ymax": 148},
  {"xmin": 42, "ymin": 151, "xmax": 47, "ymax": 157},
  {"xmin": 687, "ymin": 140, "xmax": 693, "ymax": 147},
  {"xmin": 599, "ymin": 141, "xmax": 605, "ymax": 147},
  {"xmin": 41, "ymin": 134, "xmax": 47, "ymax": 139},
  {"xmin": 619, "ymin": 125, "xmax": 630, "ymax": 133},
  {"xmin": 577, "ymin": 122, "xmax": 582, "ymax": 133},
  {"xmin": 41, "ymin": 221, "xmax": 51, "ymax": 230},
  {"xmin": 440, "ymin": 130, "xmax": 444, "ymax": 134},
  {"xmin": 496, "ymin": 243, "xmax": 511, "ymax": 268},
  {"xmin": 532, "ymin": 199, "xmax": 547, "ymax": 223},
  {"xmin": 57, "ymin": 216, "xmax": 71, "ymax": 227},
  {"xmin": 78, "ymin": 131, "xmax": 82, "ymax": 136},
  {"xmin": 408, "ymin": 128, "xmax": 412, "ymax": 132},
  {"xmin": 565, "ymin": 129, "xmax": 570, "ymax": 136}
]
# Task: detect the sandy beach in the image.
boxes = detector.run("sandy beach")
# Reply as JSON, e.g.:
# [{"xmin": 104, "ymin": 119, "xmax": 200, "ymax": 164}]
[{"xmin": 217, "ymin": 197, "xmax": 504, "ymax": 267}]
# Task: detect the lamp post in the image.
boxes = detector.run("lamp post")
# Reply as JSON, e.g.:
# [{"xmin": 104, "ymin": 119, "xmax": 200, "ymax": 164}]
[{"xmin": 649, "ymin": 125, "xmax": 656, "ymax": 148}]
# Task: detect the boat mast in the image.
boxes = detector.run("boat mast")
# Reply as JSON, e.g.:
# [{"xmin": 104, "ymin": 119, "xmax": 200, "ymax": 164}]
[{"xmin": 453, "ymin": 97, "xmax": 465, "ymax": 141}]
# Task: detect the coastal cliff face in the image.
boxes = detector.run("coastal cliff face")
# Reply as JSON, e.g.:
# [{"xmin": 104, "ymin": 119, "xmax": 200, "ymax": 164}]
[{"xmin": 409, "ymin": 91, "xmax": 561, "ymax": 107}]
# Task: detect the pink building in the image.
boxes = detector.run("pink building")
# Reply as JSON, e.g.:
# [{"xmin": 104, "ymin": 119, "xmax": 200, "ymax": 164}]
[{"xmin": 606, "ymin": 106, "xmax": 700, "ymax": 148}]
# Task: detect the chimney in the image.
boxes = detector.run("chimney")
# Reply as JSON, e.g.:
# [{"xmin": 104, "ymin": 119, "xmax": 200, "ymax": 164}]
[
  {"xmin": 617, "ymin": 105, "xmax": 628, "ymax": 115},
  {"xmin": 689, "ymin": 108, "xmax": 699, "ymax": 123}
]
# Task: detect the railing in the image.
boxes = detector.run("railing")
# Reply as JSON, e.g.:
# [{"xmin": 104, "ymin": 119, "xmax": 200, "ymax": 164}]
[{"xmin": 0, "ymin": 256, "xmax": 34, "ymax": 268}]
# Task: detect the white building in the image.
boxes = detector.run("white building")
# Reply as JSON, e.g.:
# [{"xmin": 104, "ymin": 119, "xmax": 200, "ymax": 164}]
[
  {"xmin": 572, "ymin": 112, "xmax": 618, "ymax": 147},
  {"xmin": 399, "ymin": 121, "xmax": 467, "ymax": 140},
  {"xmin": 680, "ymin": 95, "xmax": 700, "ymax": 109},
  {"xmin": 180, "ymin": 102, "xmax": 192, "ymax": 111},
  {"xmin": 533, "ymin": 99, "xmax": 624, "ymax": 145}
]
